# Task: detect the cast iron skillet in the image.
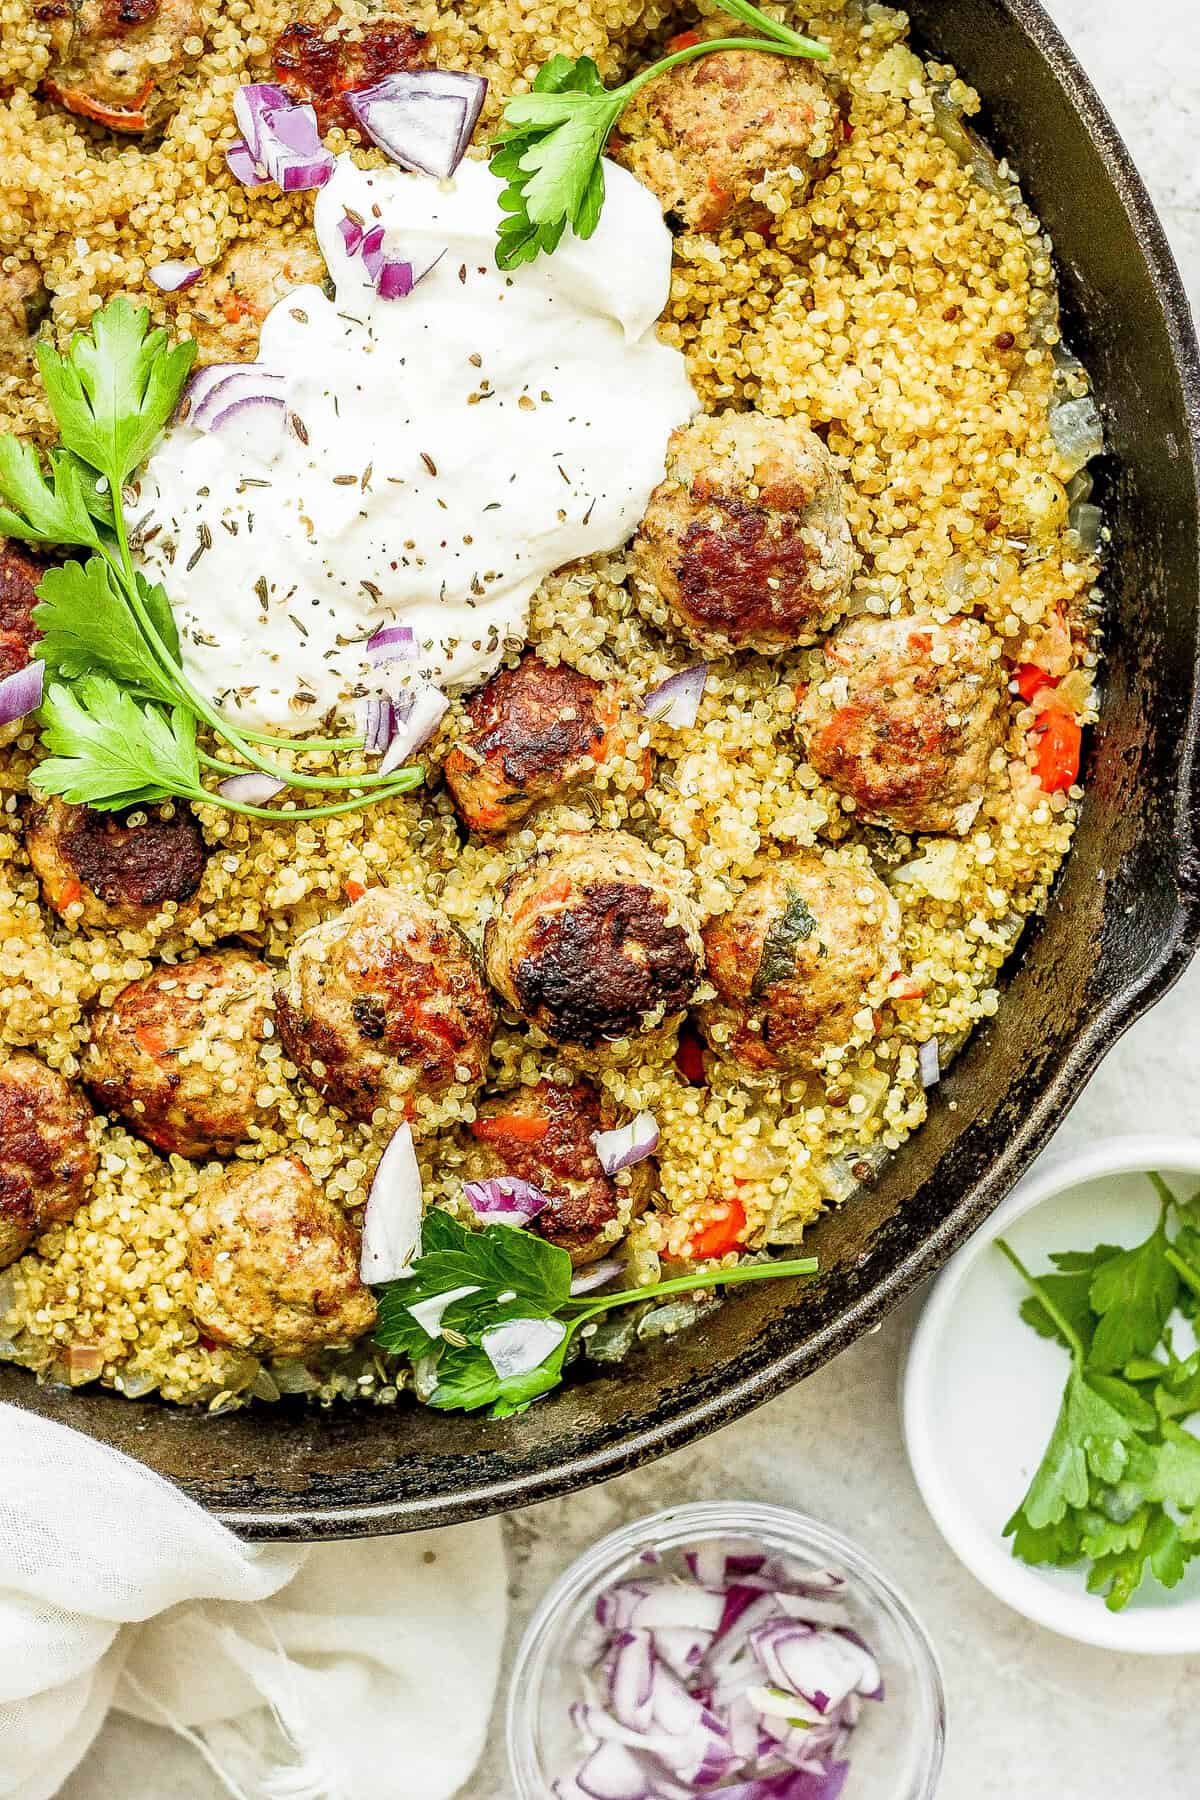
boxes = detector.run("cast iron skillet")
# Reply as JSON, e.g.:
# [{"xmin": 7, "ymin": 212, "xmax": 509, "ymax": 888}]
[{"xmin": 4, "ymin": 0, "xmax": 1198, "ymax": 1539}]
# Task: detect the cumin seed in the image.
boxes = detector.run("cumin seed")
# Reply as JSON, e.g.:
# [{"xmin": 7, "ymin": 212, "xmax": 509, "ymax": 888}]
[
  {"xmin": 289, "ymin": 412, "xmax": 310, "ymax": 444},
  {"xmin": 420, "ymin": 452, "xmax": 438, "ymax": 477}
]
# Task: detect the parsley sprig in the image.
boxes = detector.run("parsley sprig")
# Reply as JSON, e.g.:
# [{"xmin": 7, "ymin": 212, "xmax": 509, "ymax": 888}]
[
  {"xmin": 376, "ymin": 1209, "xmax": 817, "ymax": 1418},
  {"xmin": 998, "ymin": 1173, "xmax": 1200, "ymax": 1610},
  {"xmin": 0, "ymin": 300, "xmax": 423, "ymax": 819},
  {"xmin": 491, "ymin": 4, "xmax": 830, "ymax": 269}
]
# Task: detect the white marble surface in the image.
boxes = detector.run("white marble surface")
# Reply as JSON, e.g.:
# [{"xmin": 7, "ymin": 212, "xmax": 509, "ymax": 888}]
[{"xmin": 64, "ymin": 2, "xmax": 1200, "ymax": 1795}]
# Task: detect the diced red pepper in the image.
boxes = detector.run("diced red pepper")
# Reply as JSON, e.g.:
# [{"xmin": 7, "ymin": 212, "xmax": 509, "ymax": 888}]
[
  {"xmin": 346, "ymin": 879, "xmax": 367, "ymax": 903},
  {"xmin": 44, "ymin": 78, "xmax": 155, "ymax": 132},
  {"xmin": 674, "ymin": 1024, "xmax": 707, "ymax": 1086},
  {"xmin": 1033, "ymin": 712, "xmax": 1082, "ymax": 793},
  {"xmin": 1014, "ymin": 663, "xmax": 1058, "ymax": 704},
  {"xmin": 666, "ymin": 28, "xmax": 702, "ymax": 51},
  {"xmin": 472, "ymin": 1112, "xmax": 550, "ymax": 1144},
  {"xmin": 686, "ymin": 1195, "xmax": 746, "ymax": 1261}
]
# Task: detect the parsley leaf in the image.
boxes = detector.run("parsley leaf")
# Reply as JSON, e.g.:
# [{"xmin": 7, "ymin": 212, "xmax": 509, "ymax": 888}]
[
  {"xmin": 33, "ymin": 558, "xmax": 181, "ymax": 702},
  {"xmin": 0, "ymin": 436, "xmax": 104, "ymax": 549},
  {"xmin": 1087, "ymin": 1212, "xmax": 1178, "ymax": 1370},
  {"xmin": 430, "ymin": 1336, "xmax": 570, "ymax": 1419},
  {"xmin": 35, "ymin": 676, "xmax": 199, "ymax": 810},
  {"xmin": 37, "ymin": 298, "xmax": 195, "ymax": 486}
]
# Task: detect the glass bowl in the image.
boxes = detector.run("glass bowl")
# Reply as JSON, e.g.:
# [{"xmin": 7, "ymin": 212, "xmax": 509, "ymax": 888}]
[{"xmin": 507, "ymin": 1500, "xmax": 946, "ymax": 1798}]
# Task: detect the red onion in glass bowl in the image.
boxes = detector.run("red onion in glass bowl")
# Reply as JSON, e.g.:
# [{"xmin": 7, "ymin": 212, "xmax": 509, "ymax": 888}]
[{"xmin": 506, "ymin": 1504, "xmax": 944, "ymax": 1800}]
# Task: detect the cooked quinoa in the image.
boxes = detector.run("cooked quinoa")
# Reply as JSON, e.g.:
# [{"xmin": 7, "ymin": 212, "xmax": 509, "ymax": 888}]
[{"xmin": 0, "ymin": 0, "xmax": 1104, "ymax": 1410}]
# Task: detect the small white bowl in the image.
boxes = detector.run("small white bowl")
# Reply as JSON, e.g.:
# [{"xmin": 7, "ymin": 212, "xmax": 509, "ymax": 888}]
[{"xmin": 903, "ymin": 1133, "xmax": 1200, "ymax": 1653}]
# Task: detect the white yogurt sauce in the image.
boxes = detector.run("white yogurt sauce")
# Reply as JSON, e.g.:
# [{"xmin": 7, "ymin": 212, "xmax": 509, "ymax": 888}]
[{"xmin": 136, "ymin": 154, "xmax": 696, "ymax": 731}]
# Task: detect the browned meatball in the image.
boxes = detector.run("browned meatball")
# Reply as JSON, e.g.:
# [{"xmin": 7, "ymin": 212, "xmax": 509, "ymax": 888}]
[
  {"xmin": 276, "ymin": 887, "xmax": 494, "ymax": 1121},
  {"xmin": 633, "ymin": 412, "xmax": 857, "ymax": 655},
  {"xmin": 467, "ymin": 1079, "xmax": 652, "ymax": 1265},
  {"xmin": 485, "ymin": 830, "xmax": 704, "ymax": 1049},
  {"xmin": 25, "ymin": 795, "xmax": 207, "ymax": 930},
  {"xmin": 180, "ymin": 227, "xmax": 329, "ymax": 365},
  {"xmin": 84, "ymin": 950, "xmax": 275, "ymax": 1159},
  {"xmin": 0, "ymin": 543, "xmax": 45, "ymax": 749},
  {"xmin": 795, "ymin": 612, "xmax": 1007, "ymax": 835},
  {"xmin": 272, "ymin": 10, "xmax": 429, "ymax": 134},
  {"xmin": 443, "ymin": 654, "xmax": 639, "ymax": 836},
  {"xmin": 187, "ymin": 1153, "xmax": 376, "ymax": 1355},
  {"xmin": 611, "ymin": 18, "xmax": 839, "ymax": 233},
  {"xmin": 41, "ymin": 0, "xmax": 210, "ymax": 133},
  {"xmin": 0, "ymin": 264, "xmax": 49, "ymax": 397},
  {"xmin": 0, "ymin": 1054, "xmax": 96, "ymax": 1270},
  {"xmin": 700, "ymin": 853, "xmax": 901, "ymax": 1072}
]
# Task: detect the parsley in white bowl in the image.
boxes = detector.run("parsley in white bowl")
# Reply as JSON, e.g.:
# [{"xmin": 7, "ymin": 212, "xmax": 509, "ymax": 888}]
[{"xmin": 903, "ymin": 1135, "xmax": 1200, "ymax": 1652}]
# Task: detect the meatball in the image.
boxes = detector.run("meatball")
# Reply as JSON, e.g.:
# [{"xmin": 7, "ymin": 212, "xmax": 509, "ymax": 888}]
[
  {"xmin": 181, "ymin": 227, "xmax": 329, "ymax": 365},
  {"xmin": 611, "ymin": 18, "xmax": 839, "ymax": 233},
  {"xmin": 84, "ymin": 950, "xmax": 275, "ymax": 1159},
  {"xmin": 0, "ymin": 543, "xmax": 45, "ymax": 748},
  {"xmin": 41, "ymin": 0, "xmax": 209, "ymax": 133},
  {"xmin": 0, "ymin": 263, "xmax": 49, "ymax": 395},
  {"xmin": 0, "ymin": 1054, "xmax": 96, "ymax": 1271},
  {"xmin": 700, "ymin": 854, "xmax": 901, "ymax": 1073},
  {"xmin": 272, "ymin": 11, "xmax": 429, "ymax": 134},
  {"xmin": 276, "ymin": 887, "xmax": 494, "ymax": 1121},
  {"xmin": 25, "ymin": 795, "xmax": 207, "ymax": 930},
  {"xmin": 485, "ymin": 830, "xmax": 704, "ymax": 1048},
  {"xmin": 468, "ymin": 1079, "xmax": 652, "ymax": 1265},
  {"xmin": 443, "ymin": 654, "xmax": 637, "ymax": 836},
  {"xmin": 795, "ymin": 612, "xmax": 1007, "ymax": 835},
  {"xmin": 633, "ymin": 412, "xmax": 857, "ymax": 655},
  {"xmin": 187, "ymin": 1154, "xmax": 376, "ymax": 1355}
]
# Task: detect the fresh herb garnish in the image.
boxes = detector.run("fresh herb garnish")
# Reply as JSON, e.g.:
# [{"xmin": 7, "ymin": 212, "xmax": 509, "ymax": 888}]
[
  {"xmin": 998, "ymin": 1173, "xmax": 1200, "ymax": 1610},
  {"xmin": 753, "ymin": 888, "xmax": 817, "ymax": 995},
  {"xmin": 0, "ymin": 299, "xmax": 422, "ymax": 819},
  {"xmin": 490, "ymin": 2, "xmax": 830, "ymax": 270},
  {"xmin": 375, "ymin": 1208, "xmax": 817, "ymax": 1418}
]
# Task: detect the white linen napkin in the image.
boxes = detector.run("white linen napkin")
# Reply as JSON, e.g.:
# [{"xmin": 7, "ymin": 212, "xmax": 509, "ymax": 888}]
[{"xmin": 0, "ymin": 1403, "xmax": 506, "ymax": 1800}]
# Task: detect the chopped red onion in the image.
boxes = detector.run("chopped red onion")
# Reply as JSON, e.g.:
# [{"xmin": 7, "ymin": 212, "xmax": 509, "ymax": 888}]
[
  {"xmin": 233, "ymin": 82, "xmax": 290, "ymax": 158},
  {"xmin": 407, "ymin": 1283, "xmax": 479, "ymax": 1339},
  {"xmin": 464, "ymin": 1175, "xmax": 551, "ymax": 1228},
  {"xmin": 379, "ymin": 682, "xmax": 448, "ymax": 776},
  {"xmin": 640, "ymin": 664, "xmax": 708, "ymax": 729},
  {"xmin": 360, "ymin": 1120, "xmax": 423, "ymax": 1283},
  {"xmin": 216, "ymin": 770, "xmax": 287, "ymax": 804},
  {"xmin": 225, "ymin": 139, "xmax": 270, "ymax": 188},
  {"xmin": 592, "ymin": 1112, "xmax": 659, "ymax": 1176},
  {"xmin": 0, "ymin": 659, "xmax": 44, "ymax": 727},
  {"xmin": 204, "ymin": 393, "xmax": 287, "ymax": 461},
  {"xmin": 339, "ymin": 213, "xmax": 365, "ymax": 257},
  {"xmin": 366, "ymin": 621, "xmax": 417, "ymax": 667},
  {"xmin": 561, "ymin": 1538, "xmax": 883, "ymax": 1800},
  {"xmin": 918, "ymin": 1038, "xmax": 941, "ymax": 1088},
  {"xmin": 358, "ymin": 693, "xmax": 394, "ymax": 756},
  {"xmin": 345, "ymin": 69, "xmax": 488, "ymax": 179},
  {"xmin": 180, "ymin": 362, "xmax": 243, "ymax": 420},
  {"xmin": 361, "ymin": 224, "xmax": 387, "ymax": 283},
  {"xmin": 190, "ymin": 367, "xmax": 285, "ymax": 430},
  {"xmin": 230, "ymin": 84, "xmax": 334, "ymax": 191},
  {"xmin": 480, "ymin": 1315, "xmax": 565, "ymax": 1380},
  {"xmin": 377, "ymin": 259, "xmax": 415, "ymax": 301},
  {"xmin": 569, "ymin": 1257, "xmax": 625, "ymax": 1296},
  {"xmin": 148, "ymin": 260, "xmax": 202, "ymax": 293}
]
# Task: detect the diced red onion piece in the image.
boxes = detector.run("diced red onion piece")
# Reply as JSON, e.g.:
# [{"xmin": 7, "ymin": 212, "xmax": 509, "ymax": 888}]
[
  {"xmin": 574, "ymin": 1741, "xmax": 653, "ymax": 1800},
  {"xmin": 749, "ymin": 1620, "xmax": 866, "ymax": 1714},
  {"xmin": 358, "ymin": 693, "xmax": 394, "ymax": 756},
  {"xmin": 629, "ymin": 1584, "xmax": 726, "ymax": 1635},
  {"xmin": 918, "ymin": 1038, "xmax": 941, "ymax": 1088},
  {"xmin": 379, "ymin": 683, "xmax": 448, "ymax": 776},
  {"xmin": 649, "ymin": 1627, "xmax": 712, "ymax": 1681},
  {"xmin": 360, "ymin": 1120, "xmax": 422, "ymax": 1282},
  {"xmin": 407, "ymin": 1282, "xmax": 479, "ymax": 1339},
  {"xmin": 609, "ymin": 1630, "xmax": 656, "ymax": 1734},
  {"xmin": 231, "ymin": 86, "xmax": 333, "ymax": 191},
  {"xmin": 464, "ymin": 1175, "xmax": 552, "ymax": 1228},
  {"xmin": 148, "ymin": 260, "xmax": 202, "ymax": 292},
  {"xmin": 180, "ymin": 361, "xmax": 246, "ymax": 420},
  {"xmin": 367, "ymin": 621, "xmax": 417, "ymax": 667},
  {"xmin": 480, "ymin": 1315, "xmax": 565, "ymax": 1380},
  {"xmin": 339, "ymin": 213, "xmax": 365, "ymax": 257},
  {"xmin": 205, "ymin": 393, "xmax": 287, "ymax": 461},
  {"xmin": 361, "ymin": 224, "xmax": 386, "ymax": 282},
  {"xmin": 233, "ymin": 82, "xmax": 291, "ymax": 161},
  {"xmin": 345, "ymin": 69, "xmax": 487, "ymax": 178},
  {"xmin": 225, "ymin": 138, "xmax": 270, "ymax": 188},
  {"xmin": 569, "ymin": 1257, "xmax": 625, "ymax": 1296},
  {"xmin": 190, "ymin": 367, "xmax": 285, "ymax": 430},
  {"xmin": 216, "ymin": 770, "xmax": 287, "ymax": 804},
  {"xmin": 591, "ymin": 1112, "xmax": 659, "ymax": 1176},
  {"xmin": 640, "ymin": 663, "xmax": 708, "ymax": 729},
  {"xmin": 0, "ymin": 659, "xmax": 44, "ymax": 727},
  {"xmin": 377, "ymin": 258, "xmax": 415, "ymax": 301}
]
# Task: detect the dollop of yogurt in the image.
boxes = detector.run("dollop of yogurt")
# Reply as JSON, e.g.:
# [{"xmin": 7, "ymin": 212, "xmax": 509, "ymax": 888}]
[{"xmin": 136, "ymin": 154, "xmax": 696, "ymax": 731}]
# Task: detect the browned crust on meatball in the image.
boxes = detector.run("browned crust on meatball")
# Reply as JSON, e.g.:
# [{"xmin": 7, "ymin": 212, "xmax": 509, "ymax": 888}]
[
  {"xmin": 25, "ymin": 796, "xmax": 207, "ymax": 930},
  {"xmin": 187, "ymin": 1153, "xmax": 377, "ymax": 1355},
  {"xmin": 443, "ymin": 654, "xmax": 629, "ymax": 835},
  {"xmin": 0, "ymin": 1053, "xmax": 95, "ymax": 1270},
  {"xmin": 0, "ymin": 542, "xmax": 43, "ymax": 683},
  {"xmin": 84, "ymin": 949, "xmax": 275, "ymax": 1159},
  {"xmin": 181, "ymin": 227, "xmax": 329, "ymax": 365},
  {"xmin": 796, "ymin": 613, "xmax": 1006, "ymax": 834},
  {"xmin": 272, "ymin": 12, "xmax": 429, "ymax": 134},
  {"xmin": 276, "ymin": 889, "xmax": 494, "ymax": 1120},
  {"xmin": 469, "ymin": 1079, "xmax": 651, "ymax": 1264}
]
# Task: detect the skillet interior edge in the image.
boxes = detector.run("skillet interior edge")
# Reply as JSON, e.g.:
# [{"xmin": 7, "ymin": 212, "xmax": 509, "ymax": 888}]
[{"xmin": 4, "ymin": 0, "xmax": 1199, "ymax": 1539}]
